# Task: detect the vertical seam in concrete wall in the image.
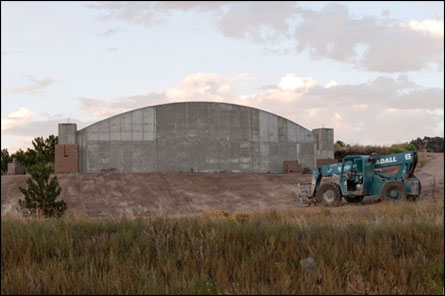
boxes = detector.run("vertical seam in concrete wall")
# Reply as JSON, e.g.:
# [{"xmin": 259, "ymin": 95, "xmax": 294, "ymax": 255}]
[
  {"xmin": 76, "ymin": 133, "xmax": 79, "ymax": 172},
  {"xmin": 155, "ymin": 108, "xmax": 158, "ymax": 171}
]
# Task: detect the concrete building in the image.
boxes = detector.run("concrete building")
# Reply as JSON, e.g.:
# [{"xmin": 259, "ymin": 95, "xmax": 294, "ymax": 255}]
[
  {"xmin": 56, "ymin": 102, "xmax": 334, "ymax": 173},
  {"xmin": 7, "ymin": 158, "xmax": 25, "ymax": 175}
]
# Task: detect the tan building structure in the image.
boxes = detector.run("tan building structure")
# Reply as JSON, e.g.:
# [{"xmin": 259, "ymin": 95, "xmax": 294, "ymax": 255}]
[{"xmin": 7, "ymin": 158, "xmax": 25, "ymax": 175}]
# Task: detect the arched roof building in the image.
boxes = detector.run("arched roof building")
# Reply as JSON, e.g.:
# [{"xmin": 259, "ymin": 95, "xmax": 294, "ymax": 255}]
[{"xmin": 56, "ymin": 102, "xmax": 333, "ymax": 173}]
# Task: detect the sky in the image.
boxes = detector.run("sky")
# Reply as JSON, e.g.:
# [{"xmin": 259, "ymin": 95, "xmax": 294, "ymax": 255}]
[{"xmin": 1, "ymin": 1, "xmax": 444, "ymax": 152}]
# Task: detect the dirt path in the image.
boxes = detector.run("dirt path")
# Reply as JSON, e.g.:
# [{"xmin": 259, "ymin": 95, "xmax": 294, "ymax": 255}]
[{"xmin": 415, "ymin": 152, "xmax": 444, "ymax": 197}]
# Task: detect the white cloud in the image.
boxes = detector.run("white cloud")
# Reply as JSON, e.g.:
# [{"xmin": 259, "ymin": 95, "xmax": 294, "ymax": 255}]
[
  {"xmin": 216, "ymin": 1, "xmax": 298, "ymax": 43},
  {"xmin": 324, "ymin": 80, "xmax": 339, "ymax": 88},
  {"xmin": 6, "ymin": 77, "xmax": 57, "ymax": 95},
  {"xmin": 278, "ymin": 74, "xmax": 317, "ymax": 91},
  {"xmin": 87, "ymin": 1, "xmax": 296, "ymax": 43},
  {"xmin": 75, "ymin": 72, "xmax": 443, "ymax": 145},
  {"xmin": 1, "ymin": 118, "xmax": 93, "ymax": 153},
  {"xmin": 78, "ymin": 96, "xmax": 130, "ymax": 117},
  {"xmin": 86, "ymin": 2, "xmax": 443, "ymax": 72},
  {"xmin": 78, "ymin": 92, "xmax": 168, "ymax": 118},
  {"xmin": 294, "ymin": 3, "xmax": 444, "ymax": 72},
  {"xmin": 165, "ymin": 73, "xmax": 242, "ymax": 102},
  {"xmin": 409, "ymin": 19, "xmax": 444, "ymax": 38},
  {"xmin": 1, "ymin": 107, "xmax": 35, "ymax": 132}
]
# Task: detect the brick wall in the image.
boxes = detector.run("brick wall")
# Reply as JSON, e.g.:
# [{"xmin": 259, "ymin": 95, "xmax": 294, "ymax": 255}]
[
  {"xmin": 55, "ymin": 144, "xmax": 78, "ymax": 173},
  {"xmin": 283, "ymin": 161, "xmax": 302, "ymax": 174}
]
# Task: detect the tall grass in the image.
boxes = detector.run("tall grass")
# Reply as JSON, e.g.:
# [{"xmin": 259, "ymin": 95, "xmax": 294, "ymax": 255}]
[{"xmin": 2, "ymin": 199, "xmax": 444, "ymax": 295}]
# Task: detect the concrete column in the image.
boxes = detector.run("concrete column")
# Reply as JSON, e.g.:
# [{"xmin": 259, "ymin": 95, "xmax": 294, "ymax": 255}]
[
  {"xmin": 312, "ymin": 128, "xmax": 334, "ymax": 159},
  {"xmin": 58, "ymin": 123, "xmax": 77, "ymax": 144},
  {"xmin": 56, "ymin": 123, "xmax": 78, "ymax": 173}
]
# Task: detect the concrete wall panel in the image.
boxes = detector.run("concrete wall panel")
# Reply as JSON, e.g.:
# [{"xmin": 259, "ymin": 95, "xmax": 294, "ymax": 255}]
[
  {"xmin": 76, "ymin": 102, "xmax": 321, "ymax": 173},
  {"xmin": 143, "ymin": 108, "xmax": 156, "ymax": 141},
  {"xmin": 58, "ymin": 124, "xmax": 77, "ymax": 144}
]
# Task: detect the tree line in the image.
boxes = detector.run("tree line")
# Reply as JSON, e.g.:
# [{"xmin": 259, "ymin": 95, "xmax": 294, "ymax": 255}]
[
  {"xmin": 1, "ymin": 135, "xmax": 57, "ymax": 174},
  {"xmin": 334, "ymin": 136, "xmax": 443, "ymax": 160},
  {"xmin": 1, "ymin": 134, "xmax": 66, "ymax": 218}
]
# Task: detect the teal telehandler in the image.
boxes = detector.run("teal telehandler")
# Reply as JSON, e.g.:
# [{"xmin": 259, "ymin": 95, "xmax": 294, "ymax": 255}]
[{"xmin": 298, "ymin": 151, "xmax": 421, "ymax": 205}]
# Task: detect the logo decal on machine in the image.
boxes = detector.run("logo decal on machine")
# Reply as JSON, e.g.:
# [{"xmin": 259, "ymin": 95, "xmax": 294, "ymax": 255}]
[{"xmin": 375, "ymin": 156, "xmax": 396, "ymax": 165}]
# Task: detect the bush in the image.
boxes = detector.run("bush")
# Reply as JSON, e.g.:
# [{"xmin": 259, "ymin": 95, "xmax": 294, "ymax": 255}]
[
  {"xmin": 388, "ymin": 143, "xmax": 417, "ymax": 154},
  {"xmin": 334, "ymin": 142, "xmax": 417, "ymax": 160},
  {"xmin": 18, "ymin": 155, "xmax": 66, "ymax": 218}
]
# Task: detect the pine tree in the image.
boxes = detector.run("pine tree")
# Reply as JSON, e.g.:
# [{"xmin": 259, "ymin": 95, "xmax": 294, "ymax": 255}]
[{"xmin": 18, "ymin": 154, "xmax": 66, "ymax": 218}]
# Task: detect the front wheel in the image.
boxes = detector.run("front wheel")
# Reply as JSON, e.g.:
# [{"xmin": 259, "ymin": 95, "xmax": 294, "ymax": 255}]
[
  {"xmin": 380, "ymin": 181, "xmax": 407, "ymax": 202},
  {"xmin": 316, "ymin": 182, "xmax": 342, "ymax": 205}
]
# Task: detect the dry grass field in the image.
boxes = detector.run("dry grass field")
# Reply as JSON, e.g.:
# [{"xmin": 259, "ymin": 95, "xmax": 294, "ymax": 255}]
[
  {"xmin": 1, "ymin": 196, "xmax": 444, "ymax": 295},
  {"xmin": 1, "ymin": 152, "xmax": 443, "ymax": 294}
]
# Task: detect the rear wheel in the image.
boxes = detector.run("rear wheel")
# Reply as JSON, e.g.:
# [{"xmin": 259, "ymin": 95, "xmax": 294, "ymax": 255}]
[
  {"xmin": 380, "ymin": 181, "xmax": 407, "ymax": 202},
  {"xmin": 345, "ymin": 195, "xmax": 364, "ymax": 203},
  {"xmin": 316, "ymin": 182, "xmax": 342, "ymax": 205}
]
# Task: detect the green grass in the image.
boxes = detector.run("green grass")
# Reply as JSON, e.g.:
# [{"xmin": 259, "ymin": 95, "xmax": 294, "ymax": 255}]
[{"xmin": 1, "ymin": 199, "xmax": 444, "ymax": 295}]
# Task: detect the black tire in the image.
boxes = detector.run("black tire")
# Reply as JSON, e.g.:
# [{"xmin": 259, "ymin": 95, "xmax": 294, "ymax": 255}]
[
  {"xmin": 316, "ymin": 182, "xmax": 342, "ymax": 205},
  {"xmin": 407, "ymin": 176, "xmax": 421, "ymax": 201},
  {"xmin": 380, "ymin": 181, "xmax": 407, "ymax": 202},
  {"xmin": 345, "ymin": 195, "xmax": 364, "ymax": 203}
]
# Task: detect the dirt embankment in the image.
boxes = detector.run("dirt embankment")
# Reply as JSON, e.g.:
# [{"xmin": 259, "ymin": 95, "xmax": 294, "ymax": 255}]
[
  {"xmin": 2, "ymin": 152, "xmax": 442, "ymax": 218},
  {"xmin": 415, "ymin": 152, "xmax": 444, "ymax": 192},
  {"xmin": 1, "ymin": 172, "xmax": 311, "ymax": 218}
]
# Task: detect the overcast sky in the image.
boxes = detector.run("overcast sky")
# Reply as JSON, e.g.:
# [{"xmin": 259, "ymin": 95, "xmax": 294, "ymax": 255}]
[{"xmin": 1, "ymin": 1, "xmax": 444, "ymax": 152}]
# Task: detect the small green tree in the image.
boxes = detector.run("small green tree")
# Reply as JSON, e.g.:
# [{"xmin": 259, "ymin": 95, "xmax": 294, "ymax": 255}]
[
  {"xmin": 18, "ymin": 155, "xmax": 66, "ymax": 218},
  {"xmin": 1, "ymin": 148, "xmax": 10, "ymax": 174}
]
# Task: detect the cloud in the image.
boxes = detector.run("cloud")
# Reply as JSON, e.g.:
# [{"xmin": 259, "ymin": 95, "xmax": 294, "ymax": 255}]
[
  {"xmin": 165, "ymin": 73, "xmax": 238, "ymax": 102},
  {"xmin": 87, "ymin": 1, "xmax": 296, "ymax": 43},
  {"xmin": 78, "ymin": 96, "xmax": 121, "ymax": 117},
  {"xmin": 95, "ymin": 28, "xmax": 122, "ymax": 37},
  {"xmin": 155, "ymin": 1, "xmax": 229, "ymax": 12},
  {"xmin": 86, "ymin": 2, "xmax": 443, "ymax": 73},
  {"xmin": 78, "ymin": 93, "xmax": 167, "ymax": 117},
  {"xmin": 86, "ymin": 1, "xmax": 165, "ymax": 26},
  {"xmin": 86, "ymin": 1, "xmax": 229, "ymax": 27},
  {"xmin": 408, "ymin": 19, "xmax": 444, "ymax": 38},
  {"xmin": 277, "ymin": 74, "xmax": 317, "ymax": 91},
  {"xmin": 76, "ymin": 72, "xmax": 443, "ymax": 145},
  {"xmin": 236, "ymin": 74, "xmax": 443, "ymax": 144},
  {"xmin": 1, "ymin": 118, "xmax": 94, "ymax": 153},
  {"xmin": 294, "ymin": 3, "xmax": 444, "ymax": 72},
  {"xmin": 324, "ymin": 80, "xmax": 339, "ymax": 88},
  {"xmin": 78, "ymin": 73, "xmax": 252, "ymax": 118},
  {"xmin": 1, "ymin": 107, "xmax": 35, "ymax": 132},
  {"xmin": 6, "ymin": 77, "xmax": 57, "ymax": 95},
  {"xmin": 1, "ymin": 136, "xmax": 36, "ymax": 153},
  {"xmin": 216, "ymin": 1, "xmax": 298, "ymax": 43}
]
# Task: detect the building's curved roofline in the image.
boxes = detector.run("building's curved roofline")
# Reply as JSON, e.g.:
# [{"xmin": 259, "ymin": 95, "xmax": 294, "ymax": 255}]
[{"xmin": 78, "ymin": 101, "xmax": 312, "ymax": 132}]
